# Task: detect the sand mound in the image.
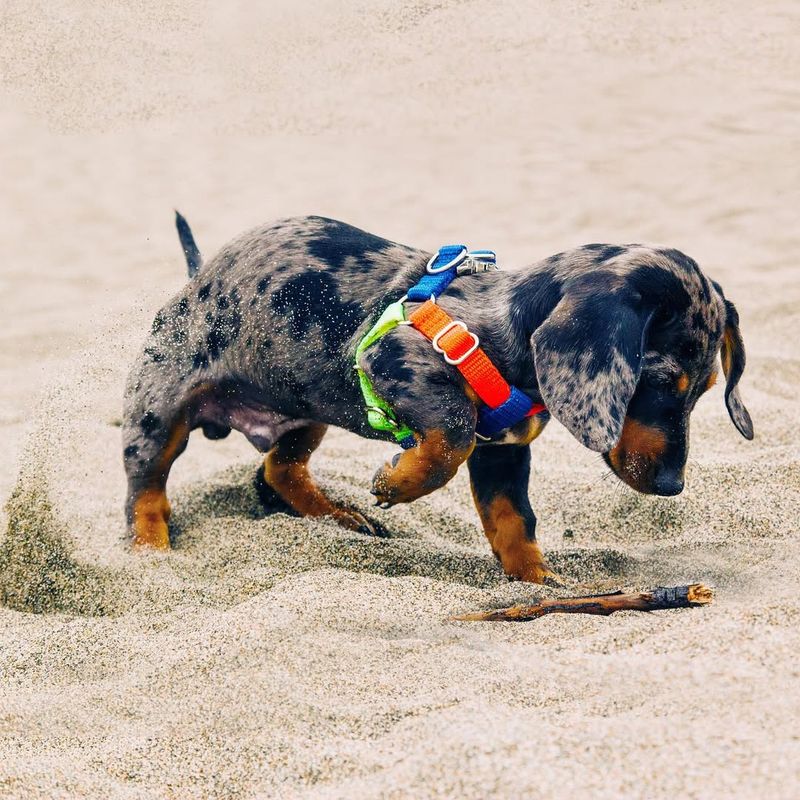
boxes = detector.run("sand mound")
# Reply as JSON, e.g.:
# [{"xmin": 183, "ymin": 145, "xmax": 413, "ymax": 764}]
[{"xmin": 1, "ymin": 479, "xmax": 109, "ymax": 616}]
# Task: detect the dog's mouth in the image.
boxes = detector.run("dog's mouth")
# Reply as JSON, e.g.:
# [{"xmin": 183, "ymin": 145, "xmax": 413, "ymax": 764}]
[{"xmin": 602, "ymin": 451, "xmax": 685, "ymax": 497}]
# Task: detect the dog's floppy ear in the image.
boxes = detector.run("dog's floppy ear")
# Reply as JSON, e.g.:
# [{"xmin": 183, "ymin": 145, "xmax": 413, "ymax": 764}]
[
  {"xmin": 719, "ymin": 297, "xmax": 754, "ymax": 440},
  {"xmin": 531, "ymin": 278, "xmax": 653, "ymax": 452}
]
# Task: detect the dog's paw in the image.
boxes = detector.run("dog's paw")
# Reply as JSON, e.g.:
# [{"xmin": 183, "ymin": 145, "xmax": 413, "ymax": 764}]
[
  {"xmin": 370, "ymin": 462, "xmax": 402, "ymax": 508},
  {"xmin": 511, "ymin": 564, "xmax": 566, "ymax": 586},
  {"xmin": 333, "ymin": 509, "xmax": 377, "ymax": 536},
  {"xmin": 538, "ymin": 569, "xmax": 568, "ymax": 588},
  {"xmin": 504, "ymin": 564, "xmax": 565, "ymax": 586},
  {"xmin": 498, "ymin": 540, "xmax": 567, "ymax": 586}
]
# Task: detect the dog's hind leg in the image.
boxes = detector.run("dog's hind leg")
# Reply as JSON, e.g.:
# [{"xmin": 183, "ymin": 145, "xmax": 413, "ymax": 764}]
[
  {"xmin": 123, "ymin": 406, "xmax": 191, "ymax": 549},
  {"xmin": 467, "ymin": 444, "xmax": 563, "ymax": 585},
  {"xmin": 258, "ymin": 422, "xmax": 375, "ymax": 534}
]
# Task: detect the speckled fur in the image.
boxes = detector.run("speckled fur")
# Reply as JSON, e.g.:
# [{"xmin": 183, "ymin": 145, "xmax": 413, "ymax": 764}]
[{"xmin": 123, "ymin": 216, "xmax": 752, "ymax": 526}]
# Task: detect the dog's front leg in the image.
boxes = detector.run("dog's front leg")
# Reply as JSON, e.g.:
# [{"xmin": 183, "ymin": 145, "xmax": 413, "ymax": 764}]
[
  {"xmin": 467, "ymin": 444, "xmax": 563, "ymax": 585},
  {"xmin": 361, "ymin": 327, "xmax": 478, "ymax": 508},
  {"xmin": 371, "ymin": 428, "xmax": 475, "ymax": 507}
]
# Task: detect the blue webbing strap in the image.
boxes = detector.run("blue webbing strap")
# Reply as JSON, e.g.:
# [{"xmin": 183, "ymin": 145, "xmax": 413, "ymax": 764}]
[
  {"xmin": 406, "ymin": 244, "xmax": 466, "ymax": 302},
  {"xmin": 476, "ymin": 386, "xmax": 536, "ymax": 438}
]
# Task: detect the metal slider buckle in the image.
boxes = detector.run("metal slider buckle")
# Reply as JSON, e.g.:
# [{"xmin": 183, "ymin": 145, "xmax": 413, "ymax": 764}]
[
  {"xmin": 431, "ymin": 320, "xmax": 480, "ymax": 365},
  {"xmin": 426, "ymin": 246, "xmax": 468, "ymax": 275},
  {"xmin": 367, "ymin": 406, "xmax": 398, "ymax": 428}
]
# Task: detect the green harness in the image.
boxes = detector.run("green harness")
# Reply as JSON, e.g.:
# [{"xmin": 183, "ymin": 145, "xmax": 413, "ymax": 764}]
[{"xmin": 353, "ymin": 298, "xmax": 416, "ymax": 446}]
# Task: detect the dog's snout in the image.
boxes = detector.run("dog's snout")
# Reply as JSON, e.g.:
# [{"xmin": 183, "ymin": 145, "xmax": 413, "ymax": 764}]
[{"xmin": 652, "ymin": 470, "xmax": 684, "ymax": 497}]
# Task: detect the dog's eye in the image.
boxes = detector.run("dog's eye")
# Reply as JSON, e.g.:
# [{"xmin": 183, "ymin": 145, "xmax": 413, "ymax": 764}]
[{"xmin": 644, "ymin": 372, "xmax": 671, "ymax": 390}]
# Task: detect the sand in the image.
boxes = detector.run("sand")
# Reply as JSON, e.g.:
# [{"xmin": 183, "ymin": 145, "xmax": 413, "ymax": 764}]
[{"xmin": 1, "ymin": 1, "xmax": 799, "ymax": 797}]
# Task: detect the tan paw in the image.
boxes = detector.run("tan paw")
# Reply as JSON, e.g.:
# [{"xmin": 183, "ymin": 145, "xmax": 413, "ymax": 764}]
[
  {"xmin": 499, "ymin": 542, "xmax": 566, "ymax": 585},
  {"xmin": 370, "ymin": 461, "xmax": 427, "ymax": 507},
  {"xmin": 370, "ymin": 463, "xmax": 401, "ymax": 507}
]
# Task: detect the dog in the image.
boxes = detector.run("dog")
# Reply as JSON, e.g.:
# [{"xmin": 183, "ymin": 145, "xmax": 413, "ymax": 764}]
[{"xmin": 122, "ymin": 214, "xmax": 753, "ymax": 583}]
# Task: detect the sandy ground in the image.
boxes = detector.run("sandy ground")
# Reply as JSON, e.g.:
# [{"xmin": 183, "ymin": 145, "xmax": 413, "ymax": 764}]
[{"xmin": 1, "ymin": 1, "xmax": 799, "ymax": 797}]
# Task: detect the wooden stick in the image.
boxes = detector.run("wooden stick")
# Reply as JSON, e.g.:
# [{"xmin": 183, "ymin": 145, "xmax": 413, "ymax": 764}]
[{"xmin": 452, "ymin": 584, "xmax": 713, "ymax": 622}]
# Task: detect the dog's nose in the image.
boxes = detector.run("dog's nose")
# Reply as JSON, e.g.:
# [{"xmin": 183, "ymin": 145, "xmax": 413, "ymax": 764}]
[{"xmin": 652, "ymin": 470, "xmax": 684, "ymax": 496}]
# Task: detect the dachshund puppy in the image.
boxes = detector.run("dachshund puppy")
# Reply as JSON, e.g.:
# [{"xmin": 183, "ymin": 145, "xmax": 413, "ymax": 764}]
[{"xmin": 122, "ymin": 215, "xmax": 752, "ymax": 583}]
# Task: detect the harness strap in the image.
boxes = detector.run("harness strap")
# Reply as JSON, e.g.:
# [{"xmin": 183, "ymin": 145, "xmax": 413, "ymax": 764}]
[
  {"xmin": 355, "ymin": 243, "xmax": 547, "ymax": 446},
  {"xmin": 407, "ymin": 300, "xmax": 546, "ymax": 438},
  {"xmin": 408, "ymin": 300, "xmax": 509, "ymax": 406},
  {"xmin": 406, "ymin": 244, "xmax": 469, "ymax": 301},
  {"xmin": 354, "ymin": 299, "xmax": 417, "ymax": 449}
]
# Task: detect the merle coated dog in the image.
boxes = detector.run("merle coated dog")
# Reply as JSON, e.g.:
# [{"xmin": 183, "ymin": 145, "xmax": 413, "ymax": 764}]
[{"xmin": 122, "ymin": 214, "xmax": 752, "ymax": 583}]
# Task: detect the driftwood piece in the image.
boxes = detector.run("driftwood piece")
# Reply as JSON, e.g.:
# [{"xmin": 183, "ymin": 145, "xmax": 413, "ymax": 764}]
[{"xmin": 453, "ymin": 584, "xmax": 713, "ymax": 622}]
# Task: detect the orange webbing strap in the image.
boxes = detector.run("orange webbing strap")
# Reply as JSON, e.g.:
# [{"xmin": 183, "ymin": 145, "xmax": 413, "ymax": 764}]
[{"xmin": 407, "ymin": 300, "xmax": 512, "ymax": 408}]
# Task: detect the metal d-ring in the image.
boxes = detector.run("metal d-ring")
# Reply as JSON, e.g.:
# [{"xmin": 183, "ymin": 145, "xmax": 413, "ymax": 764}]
[{"xmin": 426, "ymin": 246, "xmax": 468, "ymax": 275}]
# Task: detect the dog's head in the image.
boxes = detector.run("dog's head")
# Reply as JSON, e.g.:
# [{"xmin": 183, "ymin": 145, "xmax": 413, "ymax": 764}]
[{"xmin": 530, "ymin": 247, "xmax": 753, "ymax": 496}]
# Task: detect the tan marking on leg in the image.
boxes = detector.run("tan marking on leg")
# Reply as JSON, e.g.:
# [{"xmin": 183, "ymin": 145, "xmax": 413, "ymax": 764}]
[
  {"xmin": 676, "ymin": 372, "xmax": 690, "ymax": 394},
  {"xmin": 264, "ymin": 423, "xmax": 373, "ymax": 533},
  {"xmin": 472, "ymin": 494, "xmax": 559, "ymax": 584},
  {"xmin": 521, "ymin": 414, "xmax": 548, "ymax": 444},
  {"xmin": 132, "ymin": 487, "xmax": 171, "ymax": 549},
  {"xmin": 371, "ymin": 429, "xmax": 475, "ymax": 506},
  {"xmin": 502, "ymin": 414, "xmax": 548, "ymax": 445},
  {"xmin": 130, "ymin": 413, "xmax": 190, "ymax": 550},
  {"xmin": 158, "ymin": 416, "xmax": 190, "ymax": 471}
]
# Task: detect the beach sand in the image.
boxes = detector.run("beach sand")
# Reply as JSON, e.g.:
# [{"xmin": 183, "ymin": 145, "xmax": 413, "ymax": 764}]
[{"xmin": 1, "ymin": 1, "xmax": 799, "ymax": 797}]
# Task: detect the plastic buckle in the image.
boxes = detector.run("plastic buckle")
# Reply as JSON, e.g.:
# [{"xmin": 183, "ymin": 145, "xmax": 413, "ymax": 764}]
[
  {"xmin": 426, "ymin": 246, "xmax": 468, "ymax": 275},
  {"xmin": 431, "ymin": 320, "xmax": 480, "ymax": 365}
]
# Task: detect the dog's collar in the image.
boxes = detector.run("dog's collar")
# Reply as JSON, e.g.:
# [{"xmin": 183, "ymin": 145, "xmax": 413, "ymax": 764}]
[{"xmin": 355, "ymin": 244, "xmax": 547, "ymax": 449}]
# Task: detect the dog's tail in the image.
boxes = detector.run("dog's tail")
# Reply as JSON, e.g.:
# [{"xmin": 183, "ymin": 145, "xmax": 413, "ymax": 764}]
[{"xmin": 175, "ymin": 210, "xmax": 202, "ymax": 278}]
